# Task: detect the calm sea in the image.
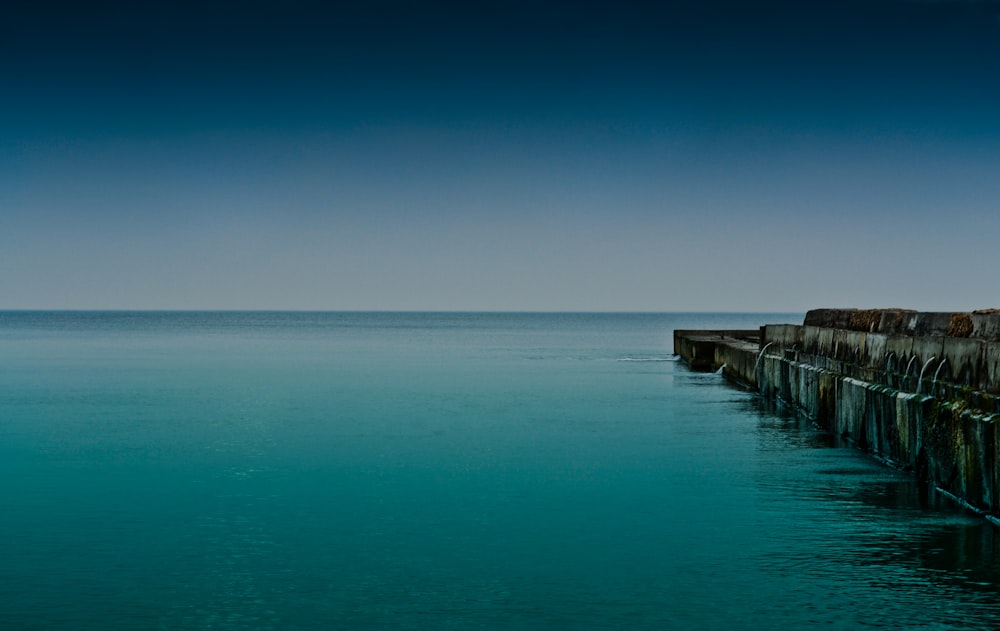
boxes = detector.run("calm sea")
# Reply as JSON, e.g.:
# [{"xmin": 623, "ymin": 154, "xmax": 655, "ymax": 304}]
[{"xmin": 2, "ymin": 311, "xmax": 999, "ymax": 630}]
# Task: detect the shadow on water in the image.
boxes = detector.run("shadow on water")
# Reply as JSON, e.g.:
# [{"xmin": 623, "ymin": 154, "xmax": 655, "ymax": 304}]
[{"xmin": 743, "ymin": 395, "xmax": 1000, "ymax": 604}]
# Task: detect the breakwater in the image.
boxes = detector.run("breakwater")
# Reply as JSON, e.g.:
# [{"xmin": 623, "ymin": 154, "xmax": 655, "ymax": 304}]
[{"xmin": 675, "ymin": 309, "xmax": 1000, "ymax": 520}]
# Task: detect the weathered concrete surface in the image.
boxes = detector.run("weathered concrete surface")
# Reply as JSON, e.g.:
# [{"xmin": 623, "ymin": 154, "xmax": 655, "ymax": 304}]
[
  {"xmin": 803, "ymin": 308, "xmax": 1000, "ymax": 340},
  {"xmin": 672, "ymin": 330, "xmax": 759, "ymax": 372},
  {"xmin": 675, "ymin": 308, "xmax": 1000, "ymax": 519},
  {"xmin": 714, "ymin": 338, "xmax": 761, "ymax": 388}
]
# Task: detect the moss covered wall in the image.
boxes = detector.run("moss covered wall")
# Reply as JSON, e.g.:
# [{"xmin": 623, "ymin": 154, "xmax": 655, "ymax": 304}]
[{"xmin": 675, "ymin": 309, "xmax": 1000, "ymax": 518}]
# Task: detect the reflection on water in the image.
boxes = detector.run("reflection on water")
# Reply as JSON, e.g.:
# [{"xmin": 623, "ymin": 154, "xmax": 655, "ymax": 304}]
[{"xmin": 744, "ymin": 396, "xmax": 1000, "ymax": 629}]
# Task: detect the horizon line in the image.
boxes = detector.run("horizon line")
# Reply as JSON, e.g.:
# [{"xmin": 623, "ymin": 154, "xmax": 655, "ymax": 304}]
[{"xmin": 0, "ymin": 308, "xmax": 810, "ymax": 314}]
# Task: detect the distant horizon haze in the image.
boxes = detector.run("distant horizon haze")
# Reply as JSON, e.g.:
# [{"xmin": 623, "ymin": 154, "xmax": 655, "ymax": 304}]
[{"xmin": 3, "ymin": 1, "xmax": 999, "ymax": 312}]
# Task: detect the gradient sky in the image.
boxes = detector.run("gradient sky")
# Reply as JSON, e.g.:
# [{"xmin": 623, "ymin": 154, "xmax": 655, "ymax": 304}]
[{"xmin": 3, "ymin": 0, "xmax": 999, "ymax": 311}]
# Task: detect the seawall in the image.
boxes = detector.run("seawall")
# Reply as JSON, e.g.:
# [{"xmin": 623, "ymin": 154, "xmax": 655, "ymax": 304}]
[{"xmin": 675, "ymin": 309, "xmax": 1000, "ymax": 520}]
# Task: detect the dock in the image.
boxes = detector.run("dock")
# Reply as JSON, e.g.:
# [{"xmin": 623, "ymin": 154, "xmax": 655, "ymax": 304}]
[{"xmin": 675, "ymin": 308, "xmax": 1000, "ymax": 520}]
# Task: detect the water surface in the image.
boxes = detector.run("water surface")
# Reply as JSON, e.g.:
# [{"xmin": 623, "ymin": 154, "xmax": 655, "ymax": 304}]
[{"xmin": 1, "ymin": 312, "xmax": 998, "ymax": 629}]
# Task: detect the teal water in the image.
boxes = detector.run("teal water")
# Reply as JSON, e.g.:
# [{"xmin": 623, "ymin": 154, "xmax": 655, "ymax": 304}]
[{"xmin": 2, "ymin": 311, "xmax": 1000, "ymax": 629}]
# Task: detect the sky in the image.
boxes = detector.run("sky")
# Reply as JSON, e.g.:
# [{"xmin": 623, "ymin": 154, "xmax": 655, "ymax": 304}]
[{"xmin": 3, "ymin": 0, "xmax": 1000, "ymax": 311}]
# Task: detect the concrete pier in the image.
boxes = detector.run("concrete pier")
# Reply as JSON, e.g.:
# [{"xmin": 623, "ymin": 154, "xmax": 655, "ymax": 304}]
[
  {"xmin": 675, "ymin": 309, "xmax": 1000, "ymax": 519},
  {"xmin": 672, "ymin": 329, "xmax": 760, "ymax": 376}
]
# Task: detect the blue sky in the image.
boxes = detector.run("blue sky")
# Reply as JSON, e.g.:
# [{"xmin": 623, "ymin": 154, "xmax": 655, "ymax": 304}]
[{"xmin": 3, "ymin": 0, "xmax": 999, "ymax": 311}]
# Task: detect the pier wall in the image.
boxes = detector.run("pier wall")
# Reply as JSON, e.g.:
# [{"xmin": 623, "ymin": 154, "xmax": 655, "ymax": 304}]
[
  {"xmin": 672, "ymin": 330, "xmax": 760, "ymax": 377},
  {"xmin": 674, "ymin": 309, "xmax": 1000, "ymax": 518}
]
